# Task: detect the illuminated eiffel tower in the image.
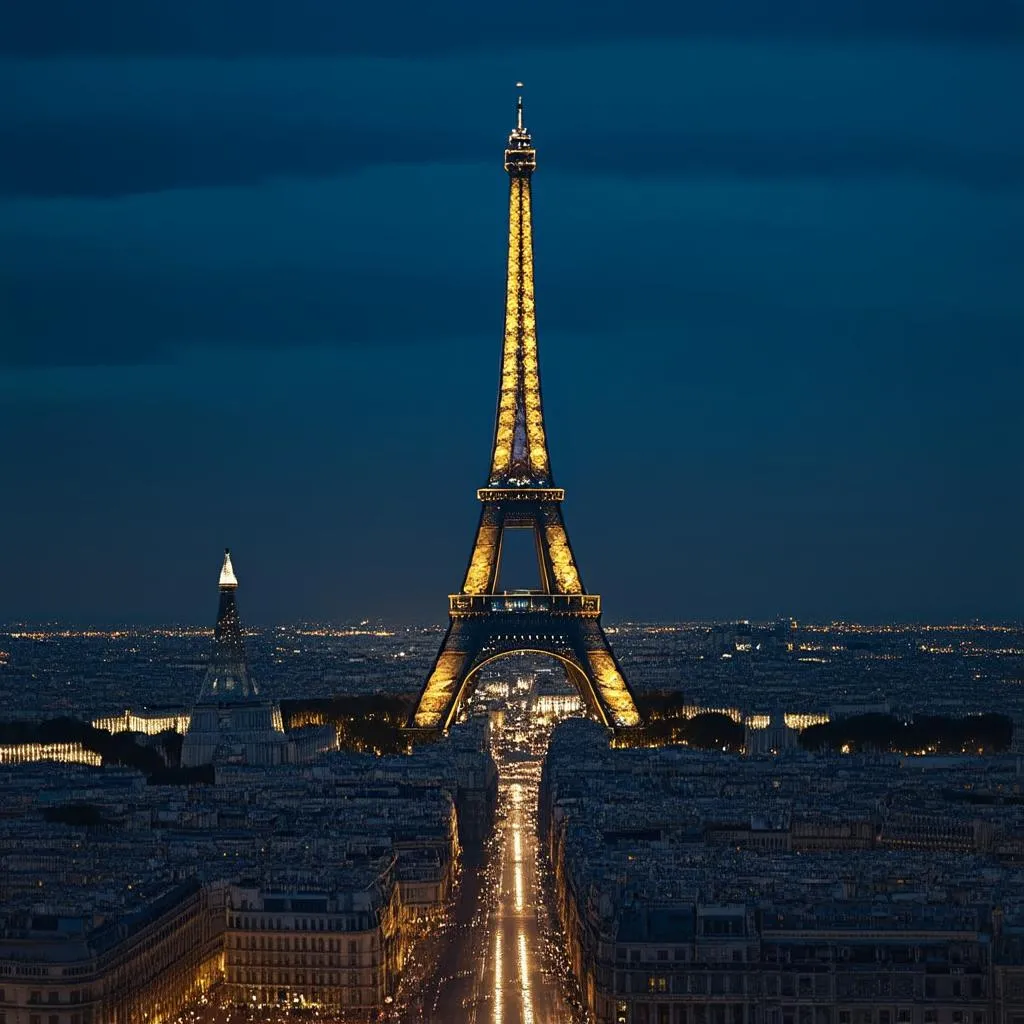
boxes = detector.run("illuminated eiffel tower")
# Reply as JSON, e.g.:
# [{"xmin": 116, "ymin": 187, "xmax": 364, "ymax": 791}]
[{"xmin": 410, "ymin": 94, "xmax": 640, "ymax": 734}]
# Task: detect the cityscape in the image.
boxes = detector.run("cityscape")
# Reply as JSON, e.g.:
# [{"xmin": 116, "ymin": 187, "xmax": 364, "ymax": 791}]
[{"xmin": 1, "ymin": 14, "xmax": 1022, "ymax": 1024}]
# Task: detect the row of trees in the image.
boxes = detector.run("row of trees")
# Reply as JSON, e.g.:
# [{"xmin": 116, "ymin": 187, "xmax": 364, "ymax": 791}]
[
  {"xmin": 629, "ymin": 693, "xmax": 1014, "ymax": 755},
  {"xmin": 799, "ymin": 712, "xmax": 1013, "ymax": 754},
  {"xmin": 280, "ymin": 694, "xmax": 416, "ymax": 755}
]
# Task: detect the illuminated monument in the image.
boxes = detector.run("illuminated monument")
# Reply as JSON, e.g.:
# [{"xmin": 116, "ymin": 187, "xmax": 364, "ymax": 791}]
[
  {"xmin": 410, "ymin": 94, "xmax": 640, "ymax": 734},
  {"xmin": 181, "ymin": 549, "xmax": 288, "ymax": 767}
]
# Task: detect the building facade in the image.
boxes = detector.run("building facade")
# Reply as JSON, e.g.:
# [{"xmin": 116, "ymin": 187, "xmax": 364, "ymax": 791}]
[
  {"xmin": 0, "ymin": 880, "xmax": 224, "ymax": 1024},
  {"xmin": 222, "ymin": 875, "xmax": 404, "ymax": 1017}
]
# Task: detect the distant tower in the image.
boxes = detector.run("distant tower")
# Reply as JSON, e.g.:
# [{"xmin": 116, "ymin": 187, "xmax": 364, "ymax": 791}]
[
  {"xmin": 181, "ymin": 549, "xmax": 288, "ymax": 768},
  {"xmin": 199, "ymin": 548, "xmax": 258, "ymax": 700}
]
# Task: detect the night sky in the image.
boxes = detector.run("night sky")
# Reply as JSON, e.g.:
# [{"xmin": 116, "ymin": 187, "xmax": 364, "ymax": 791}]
[{"xmin": 1, "ymin": 2, "xmax": 1022, "ymax": 625}]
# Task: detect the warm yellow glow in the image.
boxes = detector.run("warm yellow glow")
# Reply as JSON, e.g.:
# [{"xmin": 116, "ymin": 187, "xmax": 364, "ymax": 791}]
[
  {"xmin": 0, "ymin": 742, "xmax": 102, "ymax": 766},
  {"xmin": 786, "ymin": 712, "xmax": 829, "ymax": 729},
  {"xmin": 543, "ymin": 521, "xmax": 582, "ymax": 593},
  {"xmin": 491, "ymin": 178, "xmax": 523, "ymax": 480},
  {"xmin": 490, "ymin": 176, "xmax": 551, "ymax": 483},
  {"xmin": 745, "ymin": 712, "xmax": 829, "ymax": 730},
  {"xmin": 494, "ymin": 927, "xmax": 504, "ymax": 1024},
  {"xmin": 518, "ymin": 180, "xmax": 549, "ymax": 479},
  {"xmin": 408, "ymin": 117, "xmax": 646, "ymax": 738},
  {"xmin": 585, "ymin": 650, "xmax": 641, "ymax": 727},
  {"xmin": 517, "ymin": 930, "xmax": 535, "ymax": 1024},
  {"xmin": 463, "ymin": 523, "xmax": 500, "ymax": 595},
  {"xmin": 514, "ymin": 829, "xmax": 525, "ymax": 912},
  {"xmin": 413, "ymin": 650, "xmax": 468, "ymax": 728},
  {"xmin": 93, "ymin": 710, "xmax": 191, "ymax": 735},
  {"xmin": 477, "ymin": 486, "xmax": 564, "ymax": 502}
]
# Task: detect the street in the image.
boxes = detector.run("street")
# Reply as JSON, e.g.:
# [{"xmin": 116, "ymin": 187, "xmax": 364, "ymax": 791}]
[{"xmin": 394, "ymin": 680, "xmax": 585, "ymax": 1024}]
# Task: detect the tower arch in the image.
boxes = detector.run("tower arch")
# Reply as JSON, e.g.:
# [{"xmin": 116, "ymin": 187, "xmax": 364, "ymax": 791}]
[{"xmin": 439, "ymin": 647, "xmax": 610, "ymax": 733}]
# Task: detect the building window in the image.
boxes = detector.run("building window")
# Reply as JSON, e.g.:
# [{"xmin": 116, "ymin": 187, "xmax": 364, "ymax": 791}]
[
  {"xmin": 925, "ymin": 1013, "xmax": 938, "ymax": 1024},
  {"xmin": 839, "ymin": 1012, "xmax": 851, "ymax": 1024}
]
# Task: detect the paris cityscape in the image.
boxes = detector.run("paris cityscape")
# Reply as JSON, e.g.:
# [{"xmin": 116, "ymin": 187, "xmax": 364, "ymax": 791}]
[{"xmin": 2, "ymin": 4, "xmax": 1023, "ymax": 1024}]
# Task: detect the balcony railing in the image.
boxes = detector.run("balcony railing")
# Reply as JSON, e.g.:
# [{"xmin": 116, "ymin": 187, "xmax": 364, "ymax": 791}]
[
  {"xmin": 477, "ymin": 487, "xmax": 565, "ymax": 503},
  {"xmin": 449, "ymin": 593, "xmax": 600, "ymax": 616}
]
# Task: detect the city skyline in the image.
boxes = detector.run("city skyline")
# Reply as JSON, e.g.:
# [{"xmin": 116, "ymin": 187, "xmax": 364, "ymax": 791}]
[{"xmin": 2, "ymin": 7, "xmax": 1022, "ymax": 626}]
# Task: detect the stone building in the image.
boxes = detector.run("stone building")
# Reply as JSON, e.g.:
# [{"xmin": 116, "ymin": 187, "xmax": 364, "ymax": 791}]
[
  {"xmin": 0, "ymin": 880, "xmax": 224, "ymax": 1024},
  {"xmin": 222, "ymin": 871, "xmax": 404, "ymax": 1018}
]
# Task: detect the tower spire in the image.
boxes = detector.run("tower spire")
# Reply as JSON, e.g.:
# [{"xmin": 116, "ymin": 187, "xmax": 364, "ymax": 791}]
[
  {"xmin": 516, "ymin": 82, "xmax": 524, "ymax": 131},
  {"xmin": 219, "ymin": 547, "xmax": 238, "ymax": 589}
]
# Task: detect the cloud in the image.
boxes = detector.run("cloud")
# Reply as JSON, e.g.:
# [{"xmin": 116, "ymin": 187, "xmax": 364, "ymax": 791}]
[
  {"xmin": 2, "ymin": 161, "xmax": 1021, "ymax": 369},
  {"xmin": 1, "ymin": 0, "xmax": 1020, "ymax": 59},
  {"xmin": 3, "ymin": 41, "xmax": 1022, "ymax": 198}
]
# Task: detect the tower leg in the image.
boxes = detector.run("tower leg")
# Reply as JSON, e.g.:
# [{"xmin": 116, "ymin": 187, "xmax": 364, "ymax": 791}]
[
  {"xmin": 572, "ymin": 620, "xmax": 640, "ymax": 729},
  {"xmin": 412, "ymin": 620, "xmax": 484, "ymax": 731}
]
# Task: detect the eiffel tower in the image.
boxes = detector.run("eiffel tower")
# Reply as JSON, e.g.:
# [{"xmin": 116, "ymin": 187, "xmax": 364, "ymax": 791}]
[{"xmin": 410, "ymin": 94, "xmax": 641, "ymax": 735}]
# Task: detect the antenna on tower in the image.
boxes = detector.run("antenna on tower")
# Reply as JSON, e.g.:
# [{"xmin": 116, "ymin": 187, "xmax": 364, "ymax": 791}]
[{"xmin": 516, "ymin": 82, "xmax": 524, "ymax": 130}]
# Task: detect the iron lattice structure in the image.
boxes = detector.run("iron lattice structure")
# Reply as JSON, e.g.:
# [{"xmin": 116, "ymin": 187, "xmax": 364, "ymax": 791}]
[
  {"xmin": 198, "ymin": 548, "xmax": 258, "ymax": 701},
  {"xmin": 409, "ymin": 98, "xmax": 641, "ymax": 734}
]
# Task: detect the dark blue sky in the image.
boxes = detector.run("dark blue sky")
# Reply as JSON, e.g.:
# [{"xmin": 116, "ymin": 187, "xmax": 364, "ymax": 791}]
[{"xmin": 1, "ymin": 3, "xmax": 1022, "ymax": 625}]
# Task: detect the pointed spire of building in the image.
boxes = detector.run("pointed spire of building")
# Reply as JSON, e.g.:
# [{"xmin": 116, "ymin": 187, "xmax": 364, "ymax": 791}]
[
  {"xmin": 219, "ymin": 547, "xmax": 238, "ymax": 588},
  {"xmin": 516, "ymin": 83, "xmax": 525, "ymax": 131},
  {"xmin": 198, "ymin": 547, "xmax": 257, "ymax": 701}
]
